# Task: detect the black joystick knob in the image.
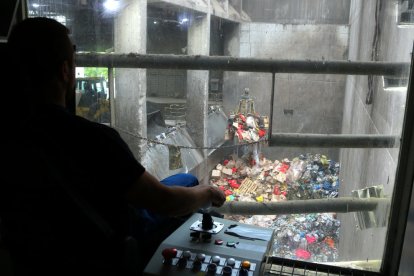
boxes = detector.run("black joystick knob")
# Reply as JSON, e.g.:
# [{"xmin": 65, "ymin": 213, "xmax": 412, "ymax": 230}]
[
  {"xmin": 222, "ymin": 266, "xmax": 233, "ymax": 276},
  {"xmin": 239, "ymin": 268, "xmax": 249, "ymax": 276},
  {"xmin": 177, "ymin": 258, "xmax": 187, "ymax": 269},
  {"xmin": 202, "ymin": 213, "xmax": 214, "ymax": 230},
  {"xmin": 193, "ymin": 260, "xmax": 202, "ymax": 271},
  {"xmin": 207, "ymin": 263, "xmax": 217, "ymax": 275}
]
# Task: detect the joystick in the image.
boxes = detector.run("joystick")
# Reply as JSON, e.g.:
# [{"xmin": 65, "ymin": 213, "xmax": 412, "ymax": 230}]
[{"xmin": 202, "ymin": 213, "xmax": 214, "ymax": 230}]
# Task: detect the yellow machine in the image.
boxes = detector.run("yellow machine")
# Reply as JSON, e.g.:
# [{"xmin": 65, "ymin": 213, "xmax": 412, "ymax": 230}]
[{"xmin": 75, "ymin": 77, "xmax": 110, "ymax": 124}]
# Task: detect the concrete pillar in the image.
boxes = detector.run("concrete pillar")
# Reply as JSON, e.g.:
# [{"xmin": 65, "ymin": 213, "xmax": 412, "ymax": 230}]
[
  {"xmin": 186, "ymin": 11, "xmax": 211, "ymax": 152},
  {"xmin": 114, "ymin": 0, "xmax": 147, "ymax": 161}
]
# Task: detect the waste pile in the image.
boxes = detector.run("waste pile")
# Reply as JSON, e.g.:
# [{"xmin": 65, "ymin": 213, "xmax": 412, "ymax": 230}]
[{"xmin": 210, "ymin": 153, "xmax": 341, "ymax": 262}]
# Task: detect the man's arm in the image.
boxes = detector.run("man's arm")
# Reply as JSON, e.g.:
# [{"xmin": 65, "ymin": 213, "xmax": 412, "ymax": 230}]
[{"xmin": 126, "ymin": 171, "xmax": 226, "ymax": 217}]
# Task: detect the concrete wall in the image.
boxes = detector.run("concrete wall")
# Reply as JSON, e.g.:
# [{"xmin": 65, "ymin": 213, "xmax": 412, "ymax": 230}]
[
  {"xmin": 223, "ymin": 23, "xmax": 349, "ymax": 161},
  {"xmin": 114, "ymin": 0, "xmax": 147, "ymax": 161},
  {"xmin": 338, "ymin": 0, "xmax": 414, "ymax": 262},
  {"xmin": 242, "ymin": 0, "xmax": 350, "ymax": 25}
]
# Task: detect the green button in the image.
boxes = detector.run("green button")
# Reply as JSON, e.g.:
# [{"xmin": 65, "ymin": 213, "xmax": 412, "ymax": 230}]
[{"xmin": 226, "ymin": 241, "xmax": 236, "ymax": 247}]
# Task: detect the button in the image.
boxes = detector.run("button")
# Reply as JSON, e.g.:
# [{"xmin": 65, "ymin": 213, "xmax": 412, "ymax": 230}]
[
  {"xmin": 222, "ymin": 265, "xmax": 233, "ymax": 275},
  {"xmin": 162, "ymin": 248, "xmax": 177, "ymax": 259},
  {"xmin": 211, "ymin": 255, "xmax": 221, "ymax": 264},
  {"xmin": 196, "ymin": 253, "xmax": 206, "ymax": 262},
  {"xmin": 182, "ymin": 250, "xmax": 192, "ymax": 259},
  {"xmin": 241, "ymin": 260, "xmax": 251, "ymax": 270},
  {"xmin": 162, "ymin": 248, "xmax": 177, "ymax": 262},
  {"xmin": 207, "ymin": 263, "xmax": 217, "ymax": 275},
  {"xmin": 215, "ymin": 239, "xmax": 224, "ymax": 245},
  {"xmin": 226, "ymin": 258, "xmax": 236, "ymax": 267},
  {"xmin": 226, "ymin": 241, "xmax": 236, "ymax": 248}
]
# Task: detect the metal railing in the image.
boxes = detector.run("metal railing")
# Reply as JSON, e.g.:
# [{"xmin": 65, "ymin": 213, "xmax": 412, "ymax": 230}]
[
  {"xmin": 76, "ymin": 52, "xmax": 408, "ymax": 149},
  {"xmin": 75, "ymin": 52, "xmax": 407, "ymax": 214}
]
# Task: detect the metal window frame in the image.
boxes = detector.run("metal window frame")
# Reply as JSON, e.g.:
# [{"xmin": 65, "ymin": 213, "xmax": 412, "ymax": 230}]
[{"xmin": 75, "ymin": 52, "xmax": 414, "ymax": 275}]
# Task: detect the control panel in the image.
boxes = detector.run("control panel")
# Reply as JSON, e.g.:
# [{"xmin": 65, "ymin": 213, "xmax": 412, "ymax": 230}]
[{"xmin": 144, "ymin": 213, "xmax": 274, "ymax": 275}]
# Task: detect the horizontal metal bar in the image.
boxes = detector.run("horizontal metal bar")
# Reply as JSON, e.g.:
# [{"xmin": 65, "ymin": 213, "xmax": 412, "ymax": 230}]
[
  {"xmin": 269, "ymin": 133, "xmax": 399, "ymax": 148},
  {"xmin": 212, "ymin": 197, "xmax": 390, "ymax": 215},
  {"xmin": 76, "ymin": 53, "xmax": 409, "ymax": 76}
]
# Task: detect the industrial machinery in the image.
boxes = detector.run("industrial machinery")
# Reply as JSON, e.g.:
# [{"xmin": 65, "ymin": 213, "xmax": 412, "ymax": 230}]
[
  {"xmin": 75, "ymin": 77, "xmax": 110, "ymax": 123},
  {"xmin": 144, "ymin": 212, "xmax": 274, "ymax": 275}
]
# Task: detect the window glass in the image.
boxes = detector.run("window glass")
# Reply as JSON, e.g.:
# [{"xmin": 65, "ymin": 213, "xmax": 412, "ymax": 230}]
[{"xmin": 26, "ymin": 0, "xmax": 413, "ymax": 273}]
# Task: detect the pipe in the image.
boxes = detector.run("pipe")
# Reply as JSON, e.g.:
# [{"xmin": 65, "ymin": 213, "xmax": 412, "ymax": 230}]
[
  {"xmin": 108, "ymin": 67, "xmax": 115, "ymax": 127},
  {"xmin": 269, "ymin": 133, "xmax": 399, "ymax": 148},
  {"xmin": 76, "ymin": 53, "xmax": 409, "ymax": 76},
  {"xmin": 213, "ymin": 197, "xmax": 390, "ymax": 215},
  {"xmin": 268, "ymin": 73, "xmax": 276, "ymax": 142}
]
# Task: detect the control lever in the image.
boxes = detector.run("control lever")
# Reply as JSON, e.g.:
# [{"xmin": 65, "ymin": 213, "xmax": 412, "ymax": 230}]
[
  {"xmin": 201, "ymin": 213, "xmax": 214, "ymax": 230},
  {"xmin": 200, "ymin": 201, "xmax": 212, "ymax": 214}
]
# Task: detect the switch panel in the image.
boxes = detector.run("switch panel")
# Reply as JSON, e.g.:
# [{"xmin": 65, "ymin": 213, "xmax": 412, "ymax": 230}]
[{"xmin": 144, "ymin": 213, "xmax": 274, "ymax": 276}]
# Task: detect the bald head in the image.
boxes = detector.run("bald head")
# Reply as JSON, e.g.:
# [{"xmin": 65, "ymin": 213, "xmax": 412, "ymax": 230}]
[{"xmin": 7, "ymin": 17, "xmax": 75, "ymax": 105}]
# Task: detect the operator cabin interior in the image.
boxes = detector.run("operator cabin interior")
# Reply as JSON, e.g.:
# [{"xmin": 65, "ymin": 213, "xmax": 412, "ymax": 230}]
[{"xmin": 2, "ymin": 0, "xmax": 414, "ymax": 275}]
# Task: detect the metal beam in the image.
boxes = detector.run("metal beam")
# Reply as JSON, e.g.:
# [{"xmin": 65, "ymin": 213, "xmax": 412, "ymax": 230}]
[
  {"xmin": 213, "ymin": 197, "xmax": 390, "ymax": 215},
  {"xmin": 76, "ymin": 53, "xmax": 409, "ymax": 76},
  {"xmin": 269, "ymin": 133, "xmax": 399, "ymax": 148}
]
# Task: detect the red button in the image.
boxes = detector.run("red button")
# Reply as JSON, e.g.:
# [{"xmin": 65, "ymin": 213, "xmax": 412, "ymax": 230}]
[
  {"xmin": 215, "ymin": 239, "xmax": 224, "ymax": 245},
  {"xmin": 162, "ymin": 248, "xmax": 177, "ymax": 259}
]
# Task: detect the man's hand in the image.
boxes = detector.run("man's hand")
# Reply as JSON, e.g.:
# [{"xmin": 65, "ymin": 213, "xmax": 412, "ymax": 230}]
[
  {"xmin": 208, "ymin": 185, "xmax": 226, "ymax": 207},
  {"xmin": 127, "ymin": 171, "xmax": 225, "ymax": 217}
]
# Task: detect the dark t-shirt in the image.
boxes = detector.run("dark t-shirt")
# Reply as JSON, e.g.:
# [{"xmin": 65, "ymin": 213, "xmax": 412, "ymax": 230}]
[{"xmin": 1, "ymin": 104, "xmax": 145, "ymax": 275}]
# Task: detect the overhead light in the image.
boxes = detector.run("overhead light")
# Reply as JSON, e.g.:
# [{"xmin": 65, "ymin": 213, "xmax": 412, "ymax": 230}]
[
  {"xmin": 32, "ymin": 3, "xmax": 40, "ymax": 8},
  {"xmin": 180, "ymin": 18, "xmax": 189, "ymax": 24},
  {"xmin": 103, "ymin": 0, "xmax": 121, "ymax": 12}
]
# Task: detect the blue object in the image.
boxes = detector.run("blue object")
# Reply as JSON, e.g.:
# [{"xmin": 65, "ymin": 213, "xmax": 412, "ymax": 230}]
[
  {"xmin": 134, "ymin": 173, "xmax": 199, "ymax": 231},
  {"xmin": 323, "ymin": 181, "xmax": 332, "ymax": 190},
  {"xmin": 160, "ymin": 173, "xmax": 199, "ymax": 187}
]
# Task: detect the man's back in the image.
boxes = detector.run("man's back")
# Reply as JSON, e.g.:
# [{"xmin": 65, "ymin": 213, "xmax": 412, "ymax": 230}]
[{"xmin": 1, "ymin": 105, "xmax": 144, "ymax": 275}]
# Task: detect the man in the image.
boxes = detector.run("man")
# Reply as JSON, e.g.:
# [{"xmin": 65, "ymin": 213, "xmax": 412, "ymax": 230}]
[{"xmin": 1, "ymin": 17, "xmax": 225, "ymax": 275}]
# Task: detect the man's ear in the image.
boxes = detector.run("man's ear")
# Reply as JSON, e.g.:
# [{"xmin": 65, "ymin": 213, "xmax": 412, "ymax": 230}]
[{"xmin": 61, "ymin": 60, "xmax": 71, "ymax": 82}]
